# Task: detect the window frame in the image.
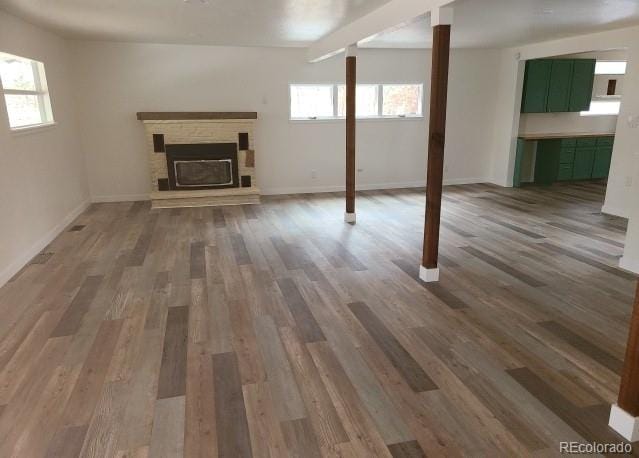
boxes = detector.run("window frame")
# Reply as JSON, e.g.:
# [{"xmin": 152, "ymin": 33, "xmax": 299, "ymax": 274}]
[
  {"xmin": 0, "ymin": 52, "xmax": 55, "ymax": 131},
  {"xmin": 289, "ymin": 82, "xmax": 424, "ymax": 121}
]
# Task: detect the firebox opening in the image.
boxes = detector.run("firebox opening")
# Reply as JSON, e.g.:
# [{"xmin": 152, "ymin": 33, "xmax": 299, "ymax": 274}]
[{"xmin": 165, "ymin": 143, "xmax": 239, "ymax": 191}]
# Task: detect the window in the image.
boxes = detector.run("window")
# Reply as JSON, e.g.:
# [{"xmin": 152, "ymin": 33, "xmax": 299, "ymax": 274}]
[
  {"xmin": 290, "ymin": 83, "xmax": 422, "ymax": 120},
  {"xmin": 0, "ymin": 52, "xmax": 54, "ymax": 129},
  {"xmin": 595, "ymin": 61, "xmax": 627, "ymax": 75},
  {"xmin": 580, "ymin": 60, "xmax": 626, "ymax": 117},
  {"xmin": 580, "ymin": 100, "xmax": 621, "ymax": 116},
  {"xmin": 382, "ymin": 84, "xmax": 423, "ymax": 117},
  {"xmin": 337, "ymin": 84, "xmax": 379, "ymax": 118},
  {"xmin": 290, "ymin": 85, "xmax": 334, "ymax": 119}
]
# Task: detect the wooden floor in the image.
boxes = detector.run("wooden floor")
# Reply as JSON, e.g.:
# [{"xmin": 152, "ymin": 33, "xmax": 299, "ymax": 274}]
[{"xmin": 0, "ymin": 181, "xmax": 637, "ymax": 457}]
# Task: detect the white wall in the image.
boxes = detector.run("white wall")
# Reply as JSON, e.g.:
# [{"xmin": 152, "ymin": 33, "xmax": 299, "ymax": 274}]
[
  {"xmin": 70, "ymin": 42, "xmax": 501, "ymax": 200},
  {"xmin": 0, "ymin": 11, "xmax": 89, "ymax": 286}
]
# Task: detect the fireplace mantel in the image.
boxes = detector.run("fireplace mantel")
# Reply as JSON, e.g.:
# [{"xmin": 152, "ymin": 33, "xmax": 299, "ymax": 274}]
[{"xmin": 136, "ymin": 112, "xmax": 257, "ymax": 121}]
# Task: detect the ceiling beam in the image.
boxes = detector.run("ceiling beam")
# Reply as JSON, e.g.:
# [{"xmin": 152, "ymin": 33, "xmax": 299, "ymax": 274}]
[{"xmin": 307, "ymin": 0, "xmax": 455, "ymax": 63}]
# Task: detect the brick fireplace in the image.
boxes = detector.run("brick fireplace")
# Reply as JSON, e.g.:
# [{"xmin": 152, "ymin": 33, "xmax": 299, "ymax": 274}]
[{"xmin": 137, "ymin": 112, "xmax": 259, "ymax": 208}]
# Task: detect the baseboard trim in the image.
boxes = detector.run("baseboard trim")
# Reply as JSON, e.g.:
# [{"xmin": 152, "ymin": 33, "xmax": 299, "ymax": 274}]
[
  {"xmin": 620, "ymin": 256, "xmax": 639, "ymax": 275},
  {"xmin": 261, "ymin": 178, "xmax": 488, "ymax": 196},
  {"xmin": 91, "ymin": 193, "xmax": 150, "ymax": 203},
  {"xmin": 0, "ymin": 198, "xmax": 91, "ymax": 288},
  {"xmin": 601, "ymin": 203, "xmax": 629, "ymax": 219}
]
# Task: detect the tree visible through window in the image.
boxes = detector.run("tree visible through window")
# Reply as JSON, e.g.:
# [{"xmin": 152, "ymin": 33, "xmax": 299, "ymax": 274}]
[
  {"xmin": 0, "ymin": 52, "xmax": 54, "ymax": 129},
  {"xmin": 382, "ymin": 85, "xmax": 422, "ymax": 117}
]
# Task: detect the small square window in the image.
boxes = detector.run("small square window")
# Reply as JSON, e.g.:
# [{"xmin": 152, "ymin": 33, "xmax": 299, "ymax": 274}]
[
  {"xmin": 0, "ymin": 52, "xmax": 54, "ymax": 129},
  {"xmin": 382, "ymin": 84, "xmax": 423, "ymax": 117}
]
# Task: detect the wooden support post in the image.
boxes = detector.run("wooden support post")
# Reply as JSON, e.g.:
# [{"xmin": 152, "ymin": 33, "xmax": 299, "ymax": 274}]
[
  {"xmin": 610, "ymin": 280, "xmax": 639, "ymax": 441},
  {"xmin": 345, "ymin": 44, "xmax": 357, "ymax": 224},
  {"xmin": 420, "ymin": 8, "xmax": 452, "ymax": 283}
]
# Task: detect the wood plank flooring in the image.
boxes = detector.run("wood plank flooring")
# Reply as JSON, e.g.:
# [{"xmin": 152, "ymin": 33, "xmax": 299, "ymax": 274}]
[{"xmin": 0, "ymin": 181, "xmax": 637, "ymax": 456}]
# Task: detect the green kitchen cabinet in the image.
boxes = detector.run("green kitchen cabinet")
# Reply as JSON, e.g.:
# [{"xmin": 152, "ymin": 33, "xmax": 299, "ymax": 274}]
[
  {"xmin": 559, "ymin": 147, "xmax": 575, "ymax": 164},
  {"xmin": 526, "ymin": 135, "xmax": 613, "ymax": 185},
  {"xmin": 547, "ymin": 60, "xmax": 574, "ymax": 112},
  {"xmin": 569, "ymin": 59, "xmax": 596, "ymax": 112},
  {"xmin": 534, "ymin": 139, "xmax": 561, "ymax": 185},
  {"xmin": 572, "ymin": 147, "xmax": 596, "ymax": 180},
  {"xmin": 557, "ymin": 163, "xmax": 574, "ymax": 181},
  {"xmin": 521, "ymin": 59, "xmax": 595, "ymax": 113},
  {"xmin": 521, "ymin": 60, "xmax": 552, "ymax": 113},
  {"xmin": 592, "ymin": 146, "xmax": 613, "ymax": 179},
  {"xmin": 513, "ymin": 138, "xmax": 526, "ymax": 187}
]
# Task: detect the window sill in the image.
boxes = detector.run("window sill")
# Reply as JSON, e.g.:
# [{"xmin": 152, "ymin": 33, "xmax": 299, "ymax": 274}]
[
  {"xmin": 289, "ymin": 116, "xmax": 424, "ymax": 124},
  {"xmin": 9, "ymin": 122, "xmax": 57, "ymax": 136}
]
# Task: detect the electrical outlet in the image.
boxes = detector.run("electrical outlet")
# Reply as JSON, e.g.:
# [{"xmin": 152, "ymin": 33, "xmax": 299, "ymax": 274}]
[
  {"xmin": 625, "ymin": 176, "xmax": 633, "ymax": 187},
  {"xmin": 311, "ymin": 170, "xmax": 317, "ymax": 179},
  {"xmin": 357, "ymin": 168, "xmax": 364, "ymax": 173}
]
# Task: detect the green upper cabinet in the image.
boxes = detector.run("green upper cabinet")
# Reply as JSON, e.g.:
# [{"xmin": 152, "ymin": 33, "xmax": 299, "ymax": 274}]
[
  {"xmin": 569, "ymin": 59, "xmax": 596, "ymax": 112},
  {"xmin": 521, "ymin": 58, "xmax": 595, "ymax": 113},
  {"xmin": 521, "ymin": 60, "xmax": 552, "ymax": 113},
  {"xmin": 547, "ymin": 60, "xmax": 574, "ymax": 112}
]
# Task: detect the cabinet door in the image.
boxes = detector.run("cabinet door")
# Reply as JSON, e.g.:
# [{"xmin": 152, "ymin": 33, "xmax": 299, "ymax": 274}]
[
  {"xmin": 534, "ymin": 139, "xmax": 561, "ymax": 185},
  {"xmin": 513, "ymin": 138, "xmax": 526, "ymax": 188},
  {"xmin": 592, "ymin": 146, "xmax": 613, "ymax": 179},
  {"xmin": 569, "ymin": 59, "xmax": 596, "ymax": 112},
  {"xmin": 521, "ymin": 60, "xmax": 552, "ymax": 113},
  {"xmin": 547, "ymin": 60, "xmax": 573, "ymax": 112},
  {"xmin": 557, "ymin": 163, "xmax": 574, "ymax": 181},
  {"xmin": 573, "ymin": 147, "xmax": 596, "ymax": 180}
]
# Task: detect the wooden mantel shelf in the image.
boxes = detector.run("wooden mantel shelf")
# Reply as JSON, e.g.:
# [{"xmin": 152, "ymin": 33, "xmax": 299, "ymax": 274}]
[{"xmin": 136, "ymin": 112, "xmax": 257, "ymax": 121}]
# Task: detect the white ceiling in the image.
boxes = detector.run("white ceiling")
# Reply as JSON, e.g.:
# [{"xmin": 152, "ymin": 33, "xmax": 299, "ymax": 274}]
[
  {"xmin": 0, "ymin": 0, "xmax": 389, "ymax": 47},
  {"xmin": 365, "ymin": 0, "xmax": 639, "ymax": 48},
  {"xmin": 1, "ymin": 0, "xmax": 639, "ymax": 48}
]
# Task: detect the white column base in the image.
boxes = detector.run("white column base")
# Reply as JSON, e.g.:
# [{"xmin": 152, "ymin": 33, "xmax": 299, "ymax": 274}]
[
  {"xmin": 344, "ymin": 212, "xmax": 356, "ymax": 223},
  {"xmin": 419, "ymin": 266, "xmax": 440, "ymax": 283},
  {"xmin": 609, "ymin": 404, "xmax": 639, "ymax": 441}
]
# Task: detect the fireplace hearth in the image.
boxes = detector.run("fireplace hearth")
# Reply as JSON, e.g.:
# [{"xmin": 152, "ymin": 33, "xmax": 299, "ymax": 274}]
[{"xmin": 165, "ymin": 143, "xmax": 239, "ymax": 191}]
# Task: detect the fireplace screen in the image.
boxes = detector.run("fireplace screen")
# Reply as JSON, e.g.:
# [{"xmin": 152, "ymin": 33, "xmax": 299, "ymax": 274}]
[
  {"xmin": 174, "ymin": 159, "xmax": 233, "ymax": 187},
  {"xmin": 164, "ymin": 143, "xmax": 239, "ymax": 191}
]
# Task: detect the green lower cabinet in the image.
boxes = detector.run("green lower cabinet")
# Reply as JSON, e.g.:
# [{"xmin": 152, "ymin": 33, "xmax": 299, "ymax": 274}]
[
  {"xmin": 572, "ymin": 147, "xmax": 596, "ymax": 180},
  {"xmin": 559, "ymin": 147, "xmax": 575, "ymax": 164},
  {"xmin": 531, "ymin": 135, "xmax": 613, "ymax": 184},
  {"xmin": 592, "ymin": 146, "xmax": 613, "ymax": 179},
  {"xmin": 513, "ymin": 138, "xmax": 526, "ymax": 187},
  {"xmin": 557, "ymin": 163, "xmax": 574, "ymax": 181},
  {"xmin": 534, "ymin": 139, "xmax": 561, "ymax": 185}
]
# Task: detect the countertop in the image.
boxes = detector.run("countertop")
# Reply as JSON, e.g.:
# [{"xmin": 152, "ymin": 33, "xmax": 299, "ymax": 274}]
[{"xmin": 518, "ymin": 132, "xmax": 615, "ymax": 140}]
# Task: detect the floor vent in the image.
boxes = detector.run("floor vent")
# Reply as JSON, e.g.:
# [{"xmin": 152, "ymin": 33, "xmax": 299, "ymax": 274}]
[{"xmin": 69, "ymin": 225, "xmax": 86, "ymax": 232}]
